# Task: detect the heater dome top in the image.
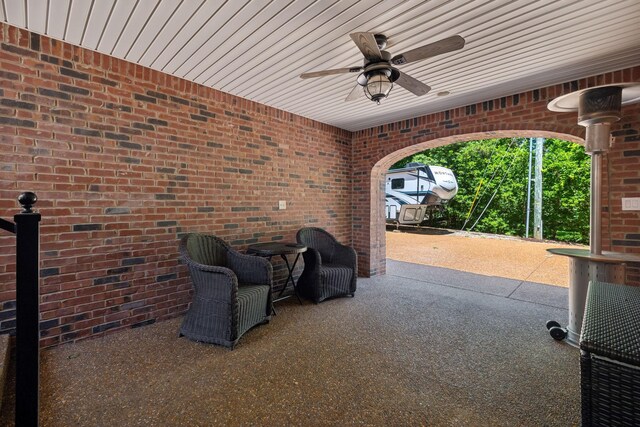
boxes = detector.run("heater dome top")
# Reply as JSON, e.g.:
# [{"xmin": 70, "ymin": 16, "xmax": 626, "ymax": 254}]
[{"xmin": 547, "ymin": 83, "xmax": 640, "ymax": 112}]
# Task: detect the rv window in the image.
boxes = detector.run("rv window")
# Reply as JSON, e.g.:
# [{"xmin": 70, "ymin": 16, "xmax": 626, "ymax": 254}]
[{"xmin": 391, "ymin": 178, "xmax": 404, "ymax": 189}]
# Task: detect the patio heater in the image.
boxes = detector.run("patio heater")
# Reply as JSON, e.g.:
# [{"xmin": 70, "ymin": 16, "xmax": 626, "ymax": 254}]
[{"xmin": 545, "ymin": 83, "xmax": 640, "ymax": 346}]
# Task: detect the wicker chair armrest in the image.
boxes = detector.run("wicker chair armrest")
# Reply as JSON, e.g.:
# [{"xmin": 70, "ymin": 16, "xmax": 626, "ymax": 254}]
[
  {"xmin": 302, "ymin": 247, "xmax": 322, "ymax": 271},
  {"xmin": 182, "ymin": 261, "xmax": 239, "ymax": 304},
  {"xmin": 181, "ymin": 256, "xmax": 237, "ymax": 280},
  {"xmin": 227, "ymin": 250, "xmax": 273, "ymax": 286}
]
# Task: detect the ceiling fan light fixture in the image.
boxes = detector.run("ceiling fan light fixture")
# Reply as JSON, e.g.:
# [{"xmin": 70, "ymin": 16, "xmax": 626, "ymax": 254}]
[{"xmin": 363, "ymin": 70, "xmax": 393, "ymax": 104}]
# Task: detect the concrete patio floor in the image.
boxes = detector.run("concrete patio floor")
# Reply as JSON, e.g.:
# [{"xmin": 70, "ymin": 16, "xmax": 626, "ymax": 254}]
[{"xmin": 2, "ymin": 259, "xmax": 579, "ymax": 426}]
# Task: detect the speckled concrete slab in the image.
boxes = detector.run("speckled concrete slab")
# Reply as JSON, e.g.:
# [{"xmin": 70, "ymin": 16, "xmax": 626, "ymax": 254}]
[
  {"xmin": 0, "ymin": 334, "xmax": 9, "ymax": 413},
  {"xmin": 386, "ymin": 260, "xmax": 522, "ymax": 297},
  {"xmin": 388, "ymin": 260, "xmax": 569, "ymax": 310},
  {"xmin": 510, "ymin": 281, "xmax": 569, "ymax": 309},
  {"xmin": 15, "ymin": 261, "xmax": 580, "ymax": 427}
]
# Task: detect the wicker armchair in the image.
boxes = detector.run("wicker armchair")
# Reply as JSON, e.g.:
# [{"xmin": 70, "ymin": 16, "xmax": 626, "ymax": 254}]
[
  {"xmin": 179, "ymin": 233, "xmax": 273, "ymax": 348},
  {"xmin": 296, "ymin": 227, "xmax": 357, "ymax": 303}
]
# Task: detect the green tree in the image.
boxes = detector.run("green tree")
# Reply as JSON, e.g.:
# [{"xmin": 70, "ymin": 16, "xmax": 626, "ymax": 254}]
[
  {"xmin": 540, "ymin": 140, "xmax": 590, "ymax": 243},
  {"xmin": 391, "ymin": 138, "xmax": 590, "ymax": 243}
]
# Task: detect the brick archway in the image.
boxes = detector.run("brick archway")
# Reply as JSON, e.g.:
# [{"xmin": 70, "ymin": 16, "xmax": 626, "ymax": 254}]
[
  {"xmin": 370, "ymin": 131, "xmax": 583, "ymax": 276},
  {"xmin": 351, "ymin": 67, "xmax": 640, "ymax": 276}
]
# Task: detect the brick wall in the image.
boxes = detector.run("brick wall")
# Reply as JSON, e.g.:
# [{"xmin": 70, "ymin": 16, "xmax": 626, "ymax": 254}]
[
  {"xmin": 351, "ymin": 67, "xmax": 640, "ymax": 278},
  {"xmin": 1, "ymin": 21, "xmax": 639, "ymax": 347},
  {"xmin": 0, "ymin": 24, "xmax": 353, "ymax": 346}
]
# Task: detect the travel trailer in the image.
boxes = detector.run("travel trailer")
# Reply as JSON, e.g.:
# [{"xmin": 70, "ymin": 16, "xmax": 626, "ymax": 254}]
[{"xmin": 385, "ymin": 162, "xmax": 458, "ymax": 225}]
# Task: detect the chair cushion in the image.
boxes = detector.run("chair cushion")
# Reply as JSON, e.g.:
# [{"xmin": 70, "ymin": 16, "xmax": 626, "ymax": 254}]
[
  {"xmin": 237, "ymin": 284, "xmax": 270, "ymax": 338},
  {"xmin": 319, "ymin": 263, "xmax": 353, "ymax": 294}
]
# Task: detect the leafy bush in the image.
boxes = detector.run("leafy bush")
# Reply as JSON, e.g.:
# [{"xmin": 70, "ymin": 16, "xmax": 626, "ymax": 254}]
[
  {"xmin": 393, "ymin": 138, "xmax": 590, "ymax": 243},
  {"xmin": 555, "ymin": 230, "xmax": 587, "ymax": 244}
]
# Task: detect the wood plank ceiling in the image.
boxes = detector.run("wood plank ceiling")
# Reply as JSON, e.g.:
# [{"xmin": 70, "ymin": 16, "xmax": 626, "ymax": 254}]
[{"xmin": 2, "ymin": 0, "xmax": 640, "ymax": 131}]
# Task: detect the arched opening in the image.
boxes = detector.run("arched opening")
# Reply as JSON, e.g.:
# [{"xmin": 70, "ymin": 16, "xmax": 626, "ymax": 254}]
[{"xmin": 369, "ymin": 131, "xmax": 585, "ymax": 276}]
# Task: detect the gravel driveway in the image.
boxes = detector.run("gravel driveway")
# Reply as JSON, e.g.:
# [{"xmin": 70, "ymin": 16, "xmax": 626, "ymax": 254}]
[{"xmin": 385, "ymin": 227, "xmax": 586, "ymax": 287}]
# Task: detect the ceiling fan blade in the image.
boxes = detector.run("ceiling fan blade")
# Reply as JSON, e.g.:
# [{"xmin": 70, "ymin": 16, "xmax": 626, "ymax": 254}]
[
  {"xmin": 350, "ymin": 32, "xmax": 382, "ymax": 61},
  {"xmin": 300, "ymin": 66, "xmax": 363, "ymax": 79},
  {"xmin": 345, "ymin": 84, "xmax": 363, "ymax": 101},
  {"xmin": 391, "ymin": 35, "xmax": 465, "ymax": 65},
  {"xmin": 395, "ymin": 71, "xmax": 431, "ymax": 96}
]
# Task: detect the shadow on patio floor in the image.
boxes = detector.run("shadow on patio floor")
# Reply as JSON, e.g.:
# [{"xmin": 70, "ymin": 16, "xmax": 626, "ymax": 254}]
[{"xmin": 2, "ymin": 260, "xmax": 579, "ymax": 426}]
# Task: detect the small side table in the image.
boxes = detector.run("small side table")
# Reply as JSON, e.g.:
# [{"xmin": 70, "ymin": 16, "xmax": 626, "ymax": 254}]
[
  {"xmin": 580, "ymin": 280, "xmax": 640, "ymax": 426},
  {"xmin": 247, "ymin": 242, "xmax": 307, "ymax": 305}
]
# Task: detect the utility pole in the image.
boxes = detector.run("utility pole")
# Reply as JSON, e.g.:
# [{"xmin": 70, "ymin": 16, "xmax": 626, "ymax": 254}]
[
  {"xmin": 533, "ymin": 137, "xmax": 544, "ymax": 239},
  {"xmin": 525, "ymin": 138, "xmax": 533, "ymax": 238}
]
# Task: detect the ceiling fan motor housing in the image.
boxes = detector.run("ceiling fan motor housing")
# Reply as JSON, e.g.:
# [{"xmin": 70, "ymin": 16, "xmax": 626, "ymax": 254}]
[
  {"xmin": 356, "ymin": 65, "xmax": 399, "ymax": 86},
  {"xmin": 357, "ymin": 49, "xmax": 399, "ymax": 87}
]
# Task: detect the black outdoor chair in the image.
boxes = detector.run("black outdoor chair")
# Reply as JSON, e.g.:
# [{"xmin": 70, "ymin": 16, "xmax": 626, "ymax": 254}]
[
  {"xmin": 179, "ymin": 233, "xmax": 273, "ymax": 349},
  {"xmin": 296, "ymin": 227, "xmax": 357, "ymax": 303}
]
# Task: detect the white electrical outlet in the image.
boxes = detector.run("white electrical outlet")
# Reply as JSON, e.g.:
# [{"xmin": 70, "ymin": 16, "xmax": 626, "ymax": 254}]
[
  {"xmin": 278, "ymin": 200, "xmax": 286, "ymax": 210},
  {"xmin": 622, "ymin": 197, "xmax": 640, "ymax": 211}
]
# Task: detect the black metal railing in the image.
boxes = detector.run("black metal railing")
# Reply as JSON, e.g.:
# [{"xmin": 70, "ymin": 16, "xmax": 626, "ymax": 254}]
[{"xmin": 0, "ymin": 192, "xmax": 41, "ymax": 427}]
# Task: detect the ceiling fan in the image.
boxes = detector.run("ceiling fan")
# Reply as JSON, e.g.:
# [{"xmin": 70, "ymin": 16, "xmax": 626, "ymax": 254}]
[{"xmin": 300, "ymin": 33, "xmax": 465, "ymax": 104}]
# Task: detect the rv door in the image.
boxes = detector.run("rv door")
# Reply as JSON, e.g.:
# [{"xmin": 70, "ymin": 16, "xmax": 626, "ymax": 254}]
[{"xmin": 397, "ymin": 204, "xmax": 428, "ymax": 225}]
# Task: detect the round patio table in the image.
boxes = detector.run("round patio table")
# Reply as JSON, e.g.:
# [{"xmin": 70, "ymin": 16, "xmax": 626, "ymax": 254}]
[{"xmin": 546, "ymin": 248, "xmax": 640, "ymax": 346}]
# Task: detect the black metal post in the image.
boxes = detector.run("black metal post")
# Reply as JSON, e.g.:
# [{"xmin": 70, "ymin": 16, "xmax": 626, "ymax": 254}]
[{"xmin": 14, "ymin": 192, "xmax": 40, "ymax": 427}]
